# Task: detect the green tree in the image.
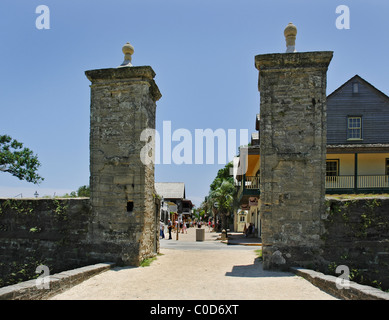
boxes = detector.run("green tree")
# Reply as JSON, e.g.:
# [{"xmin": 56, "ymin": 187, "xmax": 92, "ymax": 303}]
[
  {"xmin": 61, "ymin": 185, "xmax": 90, "ymax": 198},
  {"xmin": 210, "ymin": 162, "xmax": 234, "ymax": 191},
  {"xmin": 209, "ymin": 180, "xmax": 236, "ymax": 230},
  {"xmin": 208, "ymin": 162, "xmax": 236, "ymax": 231},
  {"xmin": 77, "ymin": 185, "xmax": 90, "ymax": 197},
  {"xmin": 0, "ymin": 135, "xmax": 43, "ymax": 184},
  {"xmin": 192, "ymin": 208, "xmax": 205, "ymax": 221}
]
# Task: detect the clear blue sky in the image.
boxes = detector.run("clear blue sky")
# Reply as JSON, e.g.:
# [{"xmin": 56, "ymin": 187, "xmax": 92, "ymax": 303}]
[{"xmin": 1, "ymin": 0, "xmax": 388, "ymax": 206}]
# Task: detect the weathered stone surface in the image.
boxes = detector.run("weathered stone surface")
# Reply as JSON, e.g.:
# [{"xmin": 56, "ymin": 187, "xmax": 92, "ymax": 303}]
[
  {"xmin": 291, "ymin": 267, "xmax": 389, "ymax": 300},
  {"xmin": 86, "ymin": 65, "xmax": 161, "ymax": 266},
  {"xmin": 255, "ymin": 51, "xmax": 333, "ymax": 270}
]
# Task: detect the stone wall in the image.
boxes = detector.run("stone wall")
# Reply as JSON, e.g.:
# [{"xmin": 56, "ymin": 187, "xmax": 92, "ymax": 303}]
[
  {"xmin": 0, "ymin": 262, "xmax": 114, "ymax": 300},
  {"xmin": 0, "ymin": 198, "xmax": 94, "ymax": 288},
  {"xmin": 320, "ymin": 198, "xmax": 389, "ymax": 291}
]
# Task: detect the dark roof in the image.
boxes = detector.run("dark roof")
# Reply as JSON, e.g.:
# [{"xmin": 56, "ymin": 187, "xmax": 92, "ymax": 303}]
[
  {"xmin": 327, "ymin": 74, "xmax": 389, "ymax": 102},
  {"xmin": 327, "ymin": 143, "xmax": 389, "ymax": 154}
]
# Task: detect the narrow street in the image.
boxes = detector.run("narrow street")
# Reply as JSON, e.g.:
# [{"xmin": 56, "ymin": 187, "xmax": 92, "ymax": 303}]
[{"xmin": 50, "ymin": 227, "xmax": 337, "ymax": 300}]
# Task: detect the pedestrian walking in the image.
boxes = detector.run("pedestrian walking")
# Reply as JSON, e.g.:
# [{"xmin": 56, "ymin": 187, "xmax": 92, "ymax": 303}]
[
  {"xmin": 167, "ymin": 219, "xmax": 172, "ymax": 240},
  {"xmin": 182, "ymin": 220, "xmax": 187, "ymax": 234},
  {"xmin": 160, "ymin": 220, "xmax": 165, "ymax": 239}
]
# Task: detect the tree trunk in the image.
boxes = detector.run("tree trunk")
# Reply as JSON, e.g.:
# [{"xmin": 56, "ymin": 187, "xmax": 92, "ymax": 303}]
[{"xmin": 221, "ymin": 212, "xmax": 228, "ymax": 231}]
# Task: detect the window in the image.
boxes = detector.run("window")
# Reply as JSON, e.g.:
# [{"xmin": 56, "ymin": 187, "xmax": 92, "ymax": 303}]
[
  {"xmin": 326, "ymin": 160, "xmax": 339, "ymax": 177},
  {"xmin": 347, "ymin": 116, "xmax": 362, "ymax": 140},
  {"xmin": 127, "ymin": 201, "xmax": 134, "ymax": 213}
]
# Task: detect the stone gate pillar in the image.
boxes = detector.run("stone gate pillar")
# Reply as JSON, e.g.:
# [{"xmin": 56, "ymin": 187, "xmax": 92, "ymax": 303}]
[
  {"xmin": 255, "ymin": 24, "xmax": 333, "ymax": 270},
  {"xmin": 85, "ymin": 42, "xmax": 161, "ymax": 266}
]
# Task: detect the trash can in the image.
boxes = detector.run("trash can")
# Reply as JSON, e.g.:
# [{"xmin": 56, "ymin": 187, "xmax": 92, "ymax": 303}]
[{"xmin": 196, "ymin": 228, "xmax": 205, "ymax": 241}]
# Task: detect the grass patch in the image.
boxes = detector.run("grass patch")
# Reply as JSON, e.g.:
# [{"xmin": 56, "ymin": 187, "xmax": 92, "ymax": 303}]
[
  {"xmin": 140, "ymin": 256, "xmax": 157, "ymax": 267},
  {"xmin": 254, "ymin": 249, "xmax": 262, "ymax": 261},
  {"xmin": 326, "ymin": 194, "xmax": 389, "ymax": 200}
]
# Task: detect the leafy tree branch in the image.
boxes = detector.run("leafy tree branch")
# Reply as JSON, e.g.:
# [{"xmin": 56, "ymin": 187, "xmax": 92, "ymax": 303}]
[{"xmin": 0, "ymin": 135, "xmax": 44, "ymax": 184}]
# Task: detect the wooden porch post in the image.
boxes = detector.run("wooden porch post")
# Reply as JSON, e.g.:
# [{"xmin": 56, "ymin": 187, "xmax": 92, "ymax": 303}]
[{"xmin": 354, "ymin": 153, "xmax": 358, "ymax": 192}]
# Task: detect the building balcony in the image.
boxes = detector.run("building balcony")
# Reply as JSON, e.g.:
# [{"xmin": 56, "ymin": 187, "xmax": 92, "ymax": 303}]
[
  {"xmin": 236, "ymin": 174, "xmax": 388, "ymax": 204},
  {"xmin": 236, "ymin": 175, "xmax": 260, "ymax": 203},
  {"xmin": 325, "ymin": 175, "xmax": 389, "ymax": 194}
]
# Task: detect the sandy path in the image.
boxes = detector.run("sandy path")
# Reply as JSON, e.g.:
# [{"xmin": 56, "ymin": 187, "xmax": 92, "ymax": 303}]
[{"xmin": 50, "ymin": 228, "xmax": 336, "ymax": 300}]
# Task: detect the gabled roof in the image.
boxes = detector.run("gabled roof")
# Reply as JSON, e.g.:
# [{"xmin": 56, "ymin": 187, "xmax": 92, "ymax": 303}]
[
  {"xmin": 327, "ymin": 74, "xmax": 389, "ymax": 102},
  {"xmin": 155, "ymin": 182, "xmax": 186, "ymax": 200}
]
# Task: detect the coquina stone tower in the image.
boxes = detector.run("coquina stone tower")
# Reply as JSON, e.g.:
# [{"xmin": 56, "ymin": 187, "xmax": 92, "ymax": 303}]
[
  {"xmin": 85, "ymin": 43, "xmax": 161, "ymax": 266},
  {"xmin": 255, "ymin": 24, "xmax": 333, "ymax": 269}
]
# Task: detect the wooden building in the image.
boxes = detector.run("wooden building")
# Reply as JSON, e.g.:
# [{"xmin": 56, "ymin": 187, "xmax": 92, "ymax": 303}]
[
  {"xmin": 155, "ymin": 182, "xmax": 193, "ymax": 224},
  {"xmin": 326, "ymin": 75, "xmax": 389, "ymax": 194}
]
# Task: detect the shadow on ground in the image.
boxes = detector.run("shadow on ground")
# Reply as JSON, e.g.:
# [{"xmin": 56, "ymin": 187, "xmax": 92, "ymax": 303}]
[
  {"xmin": 225, "ymin": 259, "xmax": 294, "ymax": 278},
  {"xmin": 226, "ymin": 232, "xmax": 262, "ymax": 246}
]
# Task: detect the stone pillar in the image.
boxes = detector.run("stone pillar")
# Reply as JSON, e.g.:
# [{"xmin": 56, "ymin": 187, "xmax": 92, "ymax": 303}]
[
  {"xmin": 255, "ymin": 24, "xmax": 333, "ymax": 270},
  {"xmin": 85, "ymin": 43, "xmax": 162, "ymax": 266}
]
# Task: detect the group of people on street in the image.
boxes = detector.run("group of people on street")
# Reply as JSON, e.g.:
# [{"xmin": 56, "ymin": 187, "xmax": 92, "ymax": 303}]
[
  {"xmin": 159, "ymin": 218, "xmax": 219, "ymax": 240},
  {"xmin": 160, "ymin": 218, "xmax": 188, "ymax": 240},
  {"xmin": 159, "ymin": 218, "xmax": 255, "ymax": 240}
]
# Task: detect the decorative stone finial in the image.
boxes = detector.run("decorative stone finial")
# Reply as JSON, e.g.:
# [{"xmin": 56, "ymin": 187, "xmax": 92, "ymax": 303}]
[
  {"xmin": 284, "ymin": 22, "xmax": 297, "ymax": 53},
  {"xmin": 119, "ymin": 42, "xmax": 134, "ymax": 67}
]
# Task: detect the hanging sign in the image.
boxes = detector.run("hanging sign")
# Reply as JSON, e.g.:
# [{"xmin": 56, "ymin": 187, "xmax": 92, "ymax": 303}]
[{"xmin": 249, "ymin": 197, "xmax": 258, "ymax": 207}]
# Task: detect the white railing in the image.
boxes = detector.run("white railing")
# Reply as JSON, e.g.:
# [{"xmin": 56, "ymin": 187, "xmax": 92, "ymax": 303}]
[
  {"xmin": 326, "ymin": 175, "xmax": 389, "ymax": 189},
  {"xmin": 325, "ymin": 175, "xmax": 354, "ymax": 189},
  {"xmin": 358, "ymin": 175, "xmax": 389, "ymax": 188},
  {"xmin": 244, "ymin": 176, "xmax": 260, "ymax": 190},
  {"xmin": 237, "ymin": 176, "xmax": 260, "ymax": 199}
]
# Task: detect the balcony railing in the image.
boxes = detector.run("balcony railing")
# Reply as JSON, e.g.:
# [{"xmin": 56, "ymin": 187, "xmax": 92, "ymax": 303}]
[
  {"xmin": 237, "ymin": 176, "xmax": 260, "ymax": 201},
  {"xmin": 325, "ymin": 175, "xmax": 354, "ymax": 189},
  {"xmin": 236, "ymin": 175, "xmax": 389, "ymax": 199},
  {"xmin": 244, "ymin": 176, "xmax": 260, "ymax": 189},
  {"xmin": 326, "ymin": 175, "xmax": 389, "ymax": 193}
]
